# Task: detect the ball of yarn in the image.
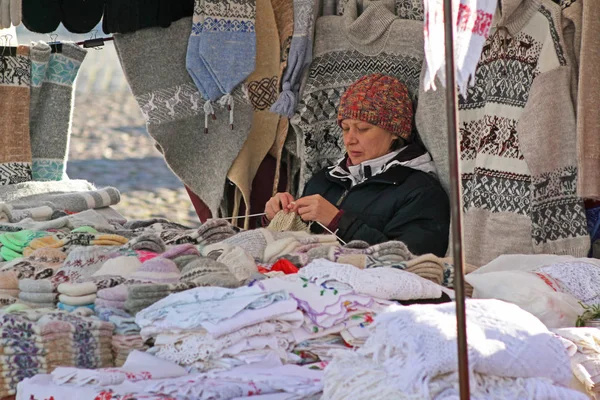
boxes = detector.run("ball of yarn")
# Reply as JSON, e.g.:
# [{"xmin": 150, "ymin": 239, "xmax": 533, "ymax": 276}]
[{"xmin": 267, "ymin": 211, "xmax": 310, "ymax": 232}]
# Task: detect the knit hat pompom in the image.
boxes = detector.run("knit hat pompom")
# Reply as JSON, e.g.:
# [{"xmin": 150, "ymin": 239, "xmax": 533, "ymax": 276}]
[{"xmin": 337, "ymin": 74, "xmax": 413, "ymax": 141}]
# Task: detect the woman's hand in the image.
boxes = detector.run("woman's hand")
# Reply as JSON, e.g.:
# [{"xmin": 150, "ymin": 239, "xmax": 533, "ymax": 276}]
[
  {"xmin": 292, "ymin": 195, "xmax": 339, "ymax": 226},
  {"xmin": 265, "ymin": 192, "xmax": 295, "ymax": 221}
]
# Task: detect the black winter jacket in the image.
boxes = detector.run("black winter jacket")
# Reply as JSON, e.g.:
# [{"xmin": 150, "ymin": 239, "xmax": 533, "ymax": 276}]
[{"xmin": 303, "ymin": 152, "xmax": 450, "ymax": 257}]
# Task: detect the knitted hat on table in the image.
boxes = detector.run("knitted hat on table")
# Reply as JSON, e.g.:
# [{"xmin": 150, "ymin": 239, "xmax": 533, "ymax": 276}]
[
  {"xmin": 337, "ymin": 73, "xmax": 413, "ymax": 142},
  {"xmin": 128, "ymin": 257, "xmax": 180, "ymax": 284}
]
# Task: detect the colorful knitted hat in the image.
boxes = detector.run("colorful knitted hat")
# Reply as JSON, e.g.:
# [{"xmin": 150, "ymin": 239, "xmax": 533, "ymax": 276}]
[{"xmin": 337, "ymin": 74, "xmax": 413, "ymax": 141}]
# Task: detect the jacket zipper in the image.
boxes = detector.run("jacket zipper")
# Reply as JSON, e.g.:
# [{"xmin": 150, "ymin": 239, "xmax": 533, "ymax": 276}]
[
  {"xmin": 335, "ymin": 190, "xmax": 350, "ymax": 207},
  {"xmin": 334, "ymin": 178, "xmax": 399, "ymax": 208}
]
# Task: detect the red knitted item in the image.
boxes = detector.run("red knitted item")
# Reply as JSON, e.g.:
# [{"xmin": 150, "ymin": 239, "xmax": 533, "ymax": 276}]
[{"xmin": 337, "ymin": 74, "xmax": 413, "ymax": 141}]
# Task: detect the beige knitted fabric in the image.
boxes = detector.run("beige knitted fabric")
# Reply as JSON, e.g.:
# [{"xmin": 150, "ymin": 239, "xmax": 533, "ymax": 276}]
[
  {"xmin": 227, "ymin": 0, "xmax": 282, "ymax": 229},
  {"xmin": 267, "ymin": 211, "xmax": 310, "ymax": 232},
  {"xmin": 0, "ymin": 45, "xmax": 31, "ymax": 185},
  {"xmin": 575, "ymin": 0, "xmax": 600, "ymax": 199}
]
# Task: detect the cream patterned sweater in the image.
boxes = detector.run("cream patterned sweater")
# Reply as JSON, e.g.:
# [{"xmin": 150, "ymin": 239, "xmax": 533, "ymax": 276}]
[{"xmin": 458, "ymin": 0, "xmax": 589, "ymax": 265}]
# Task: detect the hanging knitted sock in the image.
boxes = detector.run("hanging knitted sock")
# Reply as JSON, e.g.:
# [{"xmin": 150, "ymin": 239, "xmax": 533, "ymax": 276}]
[
  {"xmin": 22, "ymin": 0, "xmax": 61, "ymax": 33},
  {"xmin": 29, "ymin": 41, "xmax": 51, "ymax": 113},
  {"xmin": 59, "ymin": 0, "xmax": 105, "ymax": 34},
  {"xmin": 198, "ymin": 0, "xmax": 257, "ymax": 97},
  {"xmin": 30, "ymin": 43, "xmax": 87, "ymax": 181},
  {"xmin": 186, "ymin": 0, "xmax": 223, "ymax": 132},
  {"xmin": 0, "ymin": 0, "xmax": 10, "ymax": 28},
  {"xmin": 9, "ymin": 0, "xmax": 20, "ymax": 26},
  {"xmin": 29, "ymin": 42, "xmax": 51, "ymax": 175},
  {"xmin": 0, "ymin": 45, "xmax": 32, "ymax": 186}
]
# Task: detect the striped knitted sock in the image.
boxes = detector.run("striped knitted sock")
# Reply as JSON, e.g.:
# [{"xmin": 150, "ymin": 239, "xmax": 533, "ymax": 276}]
[{"xmin": 30, "ymin": 43, "xmax": 87, "ymax": 181}]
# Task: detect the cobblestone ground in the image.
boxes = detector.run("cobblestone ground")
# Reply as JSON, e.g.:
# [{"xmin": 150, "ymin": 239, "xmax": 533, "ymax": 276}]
[{"xmin": 16, "ymin": 26, "xmax": 200, "ymax": 227}]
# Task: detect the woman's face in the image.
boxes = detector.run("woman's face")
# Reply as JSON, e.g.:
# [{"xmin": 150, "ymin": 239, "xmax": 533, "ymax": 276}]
[{"xmin": 341, "ymin": 119, "xmax": 396, "ymax": 165}]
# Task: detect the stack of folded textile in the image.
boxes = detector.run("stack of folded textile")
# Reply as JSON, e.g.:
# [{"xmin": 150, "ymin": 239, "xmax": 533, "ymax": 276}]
[
  {"xmin": 0, "ymin": 309, "xmax": 115, "ymax": 398},
  {"xmin": 257, "ymin": 272, "xmax": 396, "ymax": 346},
  {"xmin": 22, "ymin": 351, "xmax": 324, "ymax": 400},
  {"xmin": 18, "ymin": 279, "xmax": 57, "ymax": 309},
  {"xmin": 136, "ymin": 285, "xmax": 304, "ymax": 372},
  {"xmin": 0, "ymin": 230, "xmax": 51, "ymax": 261},
  {"xmin": 57, "ymin": 282, "xmax": 98, "ymax": 311},
  {"xmin": 96, "ymin": 307, "xmax": 148, "ymax": 367}
]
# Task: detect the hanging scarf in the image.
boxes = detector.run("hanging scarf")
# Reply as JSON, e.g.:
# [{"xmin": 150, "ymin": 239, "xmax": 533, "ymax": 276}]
[{"xmin": 423, "ymin": 0, "xmax": 496, "ymax": 95}]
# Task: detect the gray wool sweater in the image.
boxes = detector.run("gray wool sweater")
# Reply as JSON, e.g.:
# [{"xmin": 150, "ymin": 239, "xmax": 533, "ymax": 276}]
[{"xmin": 289, "ymin": 0, "xmax": 425, "ymax": 190}]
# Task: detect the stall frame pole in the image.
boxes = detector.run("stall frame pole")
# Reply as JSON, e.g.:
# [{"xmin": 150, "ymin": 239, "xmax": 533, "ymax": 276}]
[{"xmin": 442, "ymin": 0, "xmax": 470, "ymax": 398}]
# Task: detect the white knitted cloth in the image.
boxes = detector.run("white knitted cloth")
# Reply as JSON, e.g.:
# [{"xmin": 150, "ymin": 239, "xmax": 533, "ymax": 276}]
[
  {"xmin": 324, "ymin": 299, "xmax": 581, "ymax": 400},
  {"xmin": 299, "ymin": 259, "xmax": 442, "ymax": 300}
]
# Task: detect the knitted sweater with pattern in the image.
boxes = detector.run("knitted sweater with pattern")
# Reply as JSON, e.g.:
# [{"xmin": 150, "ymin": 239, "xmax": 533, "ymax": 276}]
[
  {"xmin": 289, "ymin": 0, "xmax": 424, "ymax": 190},
  {"xmin": 450, "ymin": 0, "xmax": 588, "ymax": 266}
]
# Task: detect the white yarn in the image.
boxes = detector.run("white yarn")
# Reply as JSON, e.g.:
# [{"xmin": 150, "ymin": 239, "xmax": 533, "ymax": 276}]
[{"xmin": 299, "ymin": 259, "xmax": 442, "ymax": 300}]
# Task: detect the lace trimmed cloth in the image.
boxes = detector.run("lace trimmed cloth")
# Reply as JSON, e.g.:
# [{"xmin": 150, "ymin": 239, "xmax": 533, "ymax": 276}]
[
  {"xmin": 299, "ymin": 259, "xmax": 442, "ymax": 300},
  {"xmin": 323, "ymin": 299, "xmax": 585, "ymax": 400}
]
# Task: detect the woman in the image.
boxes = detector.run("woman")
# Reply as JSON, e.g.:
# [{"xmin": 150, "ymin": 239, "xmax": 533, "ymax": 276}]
[{"xmin": 265, "ymin": 74, "xmax": 450, "ymax": 256}]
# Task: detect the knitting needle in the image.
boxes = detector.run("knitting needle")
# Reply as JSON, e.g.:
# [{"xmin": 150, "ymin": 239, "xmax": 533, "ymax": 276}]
[{"xmin": 217, "ymin": 213, "xmax": 347, "ymax": 245}]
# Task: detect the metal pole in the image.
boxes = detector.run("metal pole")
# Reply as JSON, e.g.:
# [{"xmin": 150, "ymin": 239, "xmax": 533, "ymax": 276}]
[{"xmin": 442, "ymin": 0, "xmax": 470, "ymax": 398}]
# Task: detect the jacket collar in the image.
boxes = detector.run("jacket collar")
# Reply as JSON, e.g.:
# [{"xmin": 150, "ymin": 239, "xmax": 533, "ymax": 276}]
[{"xmin": 327, "ymin": 143, "xmax": 437, "ymax": 187}]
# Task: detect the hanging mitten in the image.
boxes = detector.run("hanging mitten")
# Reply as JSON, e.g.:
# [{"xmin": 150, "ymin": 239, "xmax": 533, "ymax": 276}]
[
  {"xmin": 22, "ymin": 0, "xmax": 61, "ymax": 33},
  {"xmin": 198, "ymin": 0, "xmax": 257, "ymax": 95},
  {"xmin": 186, "ymin": 0, "xmax": 223, "ymax": 133},
  {"xmin": 59, "ymin": 0, "xmax": 104, "ymax": 34}
]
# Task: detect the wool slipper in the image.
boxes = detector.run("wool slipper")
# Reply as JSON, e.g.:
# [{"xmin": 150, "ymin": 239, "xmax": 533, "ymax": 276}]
[
  {"xmin": 58, "ymin": 293, "xmax": 96, "ymax": 306},
  {"xmin": 18, "ymin": 291, "xmax": 56, "ymax": 303},
  {"xmin": 57, "ymin": 281, "xmax": 98, "ymax": 296},
  {"xmin": 18, "ymin": 278, "xmax": 54, "ymax": 293}
]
